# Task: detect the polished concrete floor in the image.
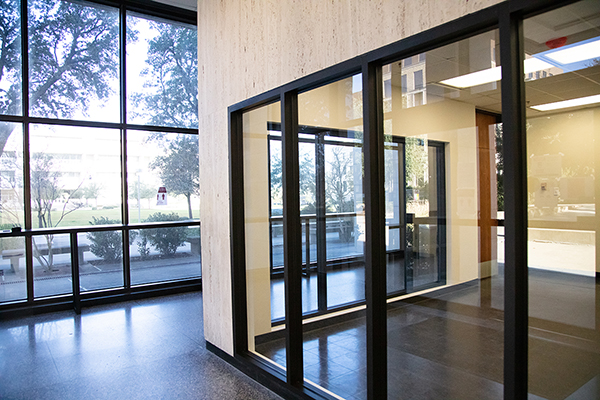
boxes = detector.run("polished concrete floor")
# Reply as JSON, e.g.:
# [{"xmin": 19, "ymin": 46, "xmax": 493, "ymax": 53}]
[{"xmin": 0, "ymin": 292, "xmax": 282, "ymax": 400}]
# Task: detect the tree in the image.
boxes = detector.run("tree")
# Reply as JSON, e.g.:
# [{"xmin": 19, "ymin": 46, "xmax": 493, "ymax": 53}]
[
  {"xmin": 132, "ymin": 20, "xmax": 199, "ymax": 219},
  {"xmin": 0, "ymin": 0, "xmax": 119, "ymax": 156},
  {"xmin": 132, "ymin": 21, "xmax": 197, "ymax": 128},
  {"xmin": 150, "ymin": 135, "xmax": 199, "ymax": 219},
  {"xmin": 30, "ymin": 153, "xmax": 84, "ymax": 269},
  {"xmin": 128, "ymin": 180, "xmax": 155, "ymax": 202},
  {"xmin": 82, "ymin": 182, "xmax": 102, "ymax": 207},
  {"xmin": 405, "ymin": 137, "xmax": 429, "ymax": 193},
  {"xmin": 495, "ymin": 124, "xmax": 504, "ymax": 211},
  {"xmin": 0, "ymin": 0, "xmax": 21, "ymax": 116},
  {"xmin": 326, "ymin": 146, "xmax": 355, "ymax": 213},
  {"xmin": 87, "ymin": 216, "xmax": 122, "ymax": 262},
  {"xmin": 138, "ymin": 212, "xmax": 187, "ymax": 257}
]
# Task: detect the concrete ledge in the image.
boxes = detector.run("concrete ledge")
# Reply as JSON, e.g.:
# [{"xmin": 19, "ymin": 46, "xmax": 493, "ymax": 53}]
[{"xmin": 528, "ymin": 228, "xmax": 595, "ymax": 245}]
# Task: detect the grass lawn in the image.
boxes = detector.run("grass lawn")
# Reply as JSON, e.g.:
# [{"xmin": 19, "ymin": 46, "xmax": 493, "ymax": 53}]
[{"xmin": 36, "ymin": 207, "xmax": 199, "ymax": 228}]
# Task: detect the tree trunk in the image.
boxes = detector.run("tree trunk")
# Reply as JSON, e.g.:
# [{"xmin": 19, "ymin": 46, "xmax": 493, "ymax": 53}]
[{"xmin": 186, "ymin": 193, "xmax": 193, "ymax": 219}]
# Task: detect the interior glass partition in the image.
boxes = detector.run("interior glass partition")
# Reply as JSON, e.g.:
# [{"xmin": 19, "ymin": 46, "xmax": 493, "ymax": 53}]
[
  {"xmin": 383, "ymin": 30, "xmax": 505, "ymax": 398},
  {"xmin": 243, "ymin": 101, "xmax": 285, "ymax": 370},
  {"xmin": 229, "ymin": 2, "xmax": 600, "ymax": 399},
  {"xmin": 295, "ymin": 75, "xmax": 367, "ymax": 398},
  {"xmin": 523, "ymin": 2, "xmax": 600, "ymax": 398}
]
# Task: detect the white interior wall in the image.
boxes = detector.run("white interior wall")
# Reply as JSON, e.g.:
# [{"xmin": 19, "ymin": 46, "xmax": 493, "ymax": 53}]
[{"xmin": 388, "ymin": 99, "xmax": 479, "ymax": 284}]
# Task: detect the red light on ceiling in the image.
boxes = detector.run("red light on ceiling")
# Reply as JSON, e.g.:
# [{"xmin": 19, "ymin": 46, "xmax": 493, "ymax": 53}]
[{"xmin": 546, "ymin": 37, "xmax": 568, "ymax": 49}]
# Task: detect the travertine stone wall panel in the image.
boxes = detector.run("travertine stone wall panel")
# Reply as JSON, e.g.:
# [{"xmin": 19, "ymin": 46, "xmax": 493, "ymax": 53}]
[{"xmin": 198, "ymin": 0, "xmax": 504, "ymax": 355}]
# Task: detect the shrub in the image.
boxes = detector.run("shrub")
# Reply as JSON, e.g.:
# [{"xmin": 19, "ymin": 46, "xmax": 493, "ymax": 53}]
[
  {"xmin": 138, "ymin": 212, "xmax": 187, "ymax": 257},
  {"xmin": 87, "ymin": 216, "xmax": 124, "ymax": 262}
]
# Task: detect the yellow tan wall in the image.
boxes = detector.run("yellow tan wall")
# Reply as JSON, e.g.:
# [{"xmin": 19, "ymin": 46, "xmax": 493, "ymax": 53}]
[{"xmin": 198, "ymin": 0, "xmax": 504, "ymax": 355}]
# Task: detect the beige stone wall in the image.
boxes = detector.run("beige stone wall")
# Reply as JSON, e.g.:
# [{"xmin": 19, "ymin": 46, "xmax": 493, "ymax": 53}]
[{"xmin": 198, "ymin": 0, "xmax": 504, "ymax": 355}]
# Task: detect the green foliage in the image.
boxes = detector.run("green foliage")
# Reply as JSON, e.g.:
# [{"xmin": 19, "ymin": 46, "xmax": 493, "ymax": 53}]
[
  {"xmin": 495, "ymin": 125, "xmax": 504, "ymax": 211},
  {"xmin": 0, "ymin": 0, "xmax": 21, "ymax": 118},
  {"xmin": 138, "ymin": 212, "xmax": 187, "ymax": 257},
  {"xmin": 0, "ymin": 0, "xmax": 119, "ymax": 155},
  {"xmin": 405, "ymin": 137, "xmax": 429, "ymax": 192},
  {"xmin": 133, "ymin": 21, "xmax": 198, "ymax": 128},
  {"xmin": 28, "ymin": 0, "xmax": 118, "ymax": 119},
  {"xmin": 87, "ymin": 216, "xmax": 123, "ymax": 262},
  {"xmin": 128, "ymin": 181, "xmax": 155, "ymax": 201},
  {"xmin": 150, "ymin": 135, "xmax": 199, "ymax": 219},
  {"xmin": 326, "ymin": 146, "xmax": 355, "ymax": 213}
]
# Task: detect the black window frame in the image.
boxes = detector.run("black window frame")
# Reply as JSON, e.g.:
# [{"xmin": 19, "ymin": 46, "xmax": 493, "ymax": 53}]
[{"xmin": 0, "ymin": 0, "xmax": 200, "ymax": 317}]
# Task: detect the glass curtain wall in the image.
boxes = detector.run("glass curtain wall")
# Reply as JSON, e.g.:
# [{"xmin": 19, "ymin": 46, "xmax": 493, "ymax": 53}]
[
  {"xmin": 0, "ymin": 0, "xmax": 199, "ymax": 306},
  {"xmin": 523, "ymin": 2, "xmax": 600, "ymax": 398},
  {"xmin": 383, "ymin": 30, "xmax": 505, "ymax": 398}
]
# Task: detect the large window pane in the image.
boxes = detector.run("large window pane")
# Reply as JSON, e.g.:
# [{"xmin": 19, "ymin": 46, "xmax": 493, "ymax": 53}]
[
  {"xmin": 33, "ymin": 233, "xmax": 72, "ymax": 298},
  {"xmin": 0, "ymin": 0, "xmax": 22, "ymax": 116},
  {"xmin": 29, "ymin": 125, "xmax": 122, "ymax": 228},
  {"xmin": 384, "ymin": 29, "xmax": 504, "ymax": 398},
  {"xmin": 524, "ymin": 2, "xmax": 600, "ymax": 398},
  {"xmin": 28, "ymin": 0, "xmax": 119, "ymax": 122},
  {"xmin": 130, "ymin": 226, "xmax": 200, "ymax": 285},
  {"xmin": 0, "ymin": 123, "xmax": 24, "ymax": 228},
  {"xmin": 79, "ymin": 231, "xmax": 123, "ymax": 291},
  {"xmin": 127, "ymin": 131, "xmax": 199, "ymax": 223},
  {"xmin": 126, "ymin": 14, "xmax": 198, "ymax": 129},
  {"xmin": 0, "ymin": 237, "xmax": 26, "ymax": 303},
  {"xmin": 296, "ymin": 74, "xmax": 366, "ymax": 398}
]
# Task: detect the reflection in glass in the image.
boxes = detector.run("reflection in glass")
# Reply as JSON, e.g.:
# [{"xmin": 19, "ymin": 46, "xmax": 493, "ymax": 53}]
[
  {"xmin": 127, "ymin": 131, "xmax": 199, "ymax": 223},
  {"xmin": 524, "ymin": 2, "xmax": 600, "ymax": 398},
  {"xmin": 0, "ymin": 237, "xmax": 26, "ymax": 303},
  {"xmin": 130, "ymin": 226, "xmax": 200, "ymax": 285},
  {"xmin": 127, "ymin": 14, "xmax": 198, "ymax": 129},
  {"xmin": 243, "ymin": 101, "xmax": 284, "ymax": 369},
  {"xmin": 30, "ymin": 125, "xmax": 122, "ymax": 228},
  {"xmin": 295, "ymin": 74, "xmax": 366, "ymax": 397},
  {"xmin": 28, "ymin": 0, "xmax": 119, "ymax": 122},
  {"xmin": 33, "ymin": 233, "xmax": 72, "ymax": 298},
  {"xmin": 0, "ymin": 0, "xmax": 21, "ymax": 116},
  {"xmin": 79, "ymin": 231, "xmax": 123, "ymax": 291},
  {"xmin": 384, "ymin": 29, "xmax": 504, "ymax": 399}
]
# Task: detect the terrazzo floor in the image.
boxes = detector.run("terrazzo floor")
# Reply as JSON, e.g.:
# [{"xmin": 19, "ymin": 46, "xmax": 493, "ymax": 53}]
[{"xmin": 0, "ymin": 292, "xmax": 282, "ymax": 400}]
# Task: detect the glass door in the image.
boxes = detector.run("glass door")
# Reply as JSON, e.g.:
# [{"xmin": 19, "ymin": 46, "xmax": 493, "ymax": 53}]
[{"xmin": 387, "ymin": 137, "xmax": 445, "ymax": 296}]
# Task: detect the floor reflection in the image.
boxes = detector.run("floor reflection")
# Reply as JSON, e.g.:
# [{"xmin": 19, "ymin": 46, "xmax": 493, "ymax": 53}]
[{"xmin": 258, "ymin": 266, "xmax": 600, "ymax": 400}]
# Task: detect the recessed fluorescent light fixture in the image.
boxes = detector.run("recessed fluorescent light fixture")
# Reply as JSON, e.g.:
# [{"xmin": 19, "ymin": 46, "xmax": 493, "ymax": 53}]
[
  {"xmin": 440, "ymin": 66, "xmax": 501, "ymax": 88},
  {"xmin": 440, "ymin": 58, "xmax": 554, "ymax": 88},
  {"xmin": 530, "ymin": 94, "xmax": 600, "ymax": 111},
  {"xmin": 545, "ymin": 38, "xmax": 600, "ymax": 64}
]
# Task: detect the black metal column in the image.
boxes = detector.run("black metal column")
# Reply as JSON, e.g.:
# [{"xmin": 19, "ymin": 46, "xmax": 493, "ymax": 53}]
[
  {"xmin": 363, "ymin": 61, "xmax": 387, "ymax": 400},
  {"xmin": 500, "ymin": 4, "xmax": 528, "ymax": 399},
  {"xmin": 316, "ymin": 133, "xmax": 327, "ymax": 312},
  {"xmin": 229, "ymin": 110, "xmax": 249, "ymax": 355},
  {"xmin": 70, "ymin": 232, "xmax": 81, "ymax": 314},
  {"xmin": 281, "ymin": 90, "xmax": 303, "ymax": 387}
]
